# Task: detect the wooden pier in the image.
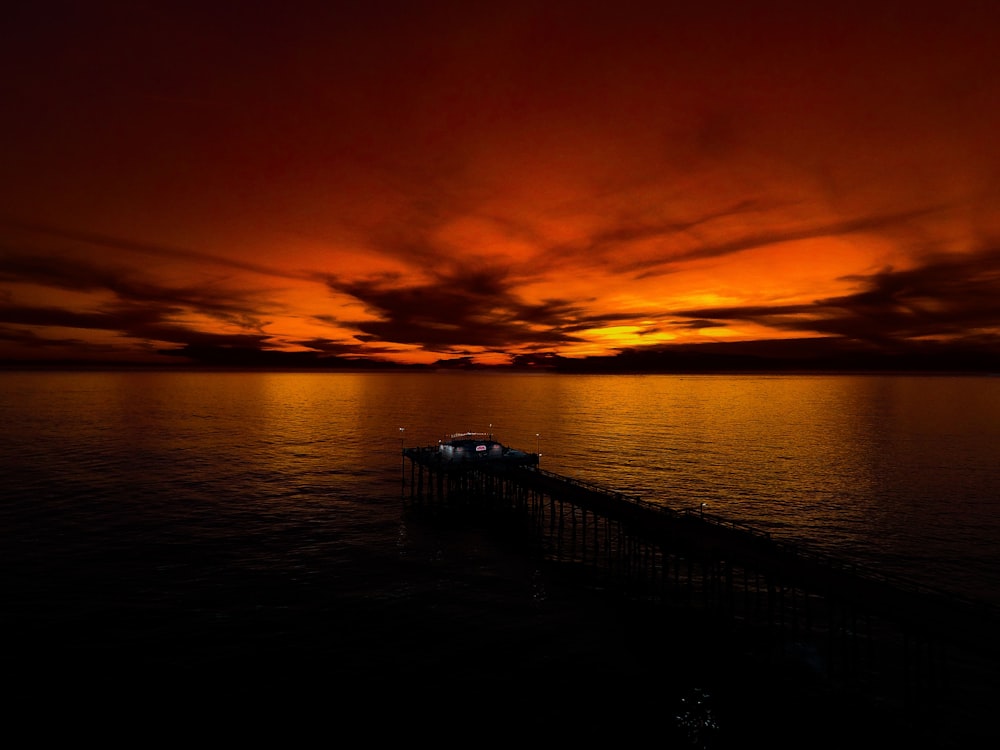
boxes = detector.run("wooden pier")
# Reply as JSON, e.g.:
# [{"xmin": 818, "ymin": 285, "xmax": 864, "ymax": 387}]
[{"xmin": 402, "ymin": 441, "xmax": 1000, "ymax": 745}]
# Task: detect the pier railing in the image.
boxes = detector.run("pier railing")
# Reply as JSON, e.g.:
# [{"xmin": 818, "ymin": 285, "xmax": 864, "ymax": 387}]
[
  {"xmin": 405, "ymin": 447, "xmax": 994, "ymax": 616},
  {"xmin": 401, "ymin": 443, "xmax": 1000, "ymax": 745}
]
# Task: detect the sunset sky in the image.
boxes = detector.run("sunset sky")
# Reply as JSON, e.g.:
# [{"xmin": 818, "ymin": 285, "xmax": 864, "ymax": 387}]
[{"xmin": 2, "ymin": 1, "xmax": 999, "ymax": 370}]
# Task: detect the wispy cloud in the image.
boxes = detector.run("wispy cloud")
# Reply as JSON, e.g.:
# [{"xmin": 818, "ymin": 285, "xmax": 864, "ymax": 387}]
[
  {"xmin": 624, "ymin": 207, "xmax": 947, "ymax": 278},
  {"xmin": 671, "ymin": 247, "xmax": 1000, "ymax": 348},
  {"xmin": 3, "ymin": 220, "xmax": 314, "ymax": 281}
]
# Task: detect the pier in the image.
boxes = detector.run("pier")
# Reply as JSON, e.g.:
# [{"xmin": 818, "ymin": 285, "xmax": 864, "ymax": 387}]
[{"xmin": 402, "ymin": 438, "xmax": 1000, "ymax": 745}]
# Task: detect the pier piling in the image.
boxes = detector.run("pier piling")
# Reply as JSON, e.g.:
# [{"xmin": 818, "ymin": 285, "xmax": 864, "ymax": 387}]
[{"xmin": 402, "ymin": 440, "xmax": 1000, "ymax": 743}]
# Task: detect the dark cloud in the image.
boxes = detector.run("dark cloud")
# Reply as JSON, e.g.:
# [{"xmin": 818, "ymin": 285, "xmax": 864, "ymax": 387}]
[
  {"xmin": 157, "ymin": 344, "xmax": 419, "ymax": 369},
  {"xmin": 328, "ymin": 267, "xmax": 588, "ymax": 351},
  {"xmin": 289, "ymin": 336, "xmax": 410, "ymax": 359},
  {"xmin": 0, "ymin": 324, "xmax": 93, "ymax": 351},
  {"xmin": 0, "ymin": 304, "xmax": 136, "ymax": 331},
  {"xmin": 542, "ymin": 336, "xmax": 1000, "ymax": 374},
  {"xmin": 0, "ymin": 301, "xmax": 270, "ymax": 350},
  {"xmin": 0, "ymin": 246, "xmax": 282, "ymax": 346},
  {"xmin": 673, "ymin": 319, "xmax": 729, "ymax": 331},
  {"xmin": 0, "ymin": 244, "xmax": 296, "ymax": 366},
  {"xmin": 671, "ymin": 248, "xmax": 1000, "ymax": 349}
]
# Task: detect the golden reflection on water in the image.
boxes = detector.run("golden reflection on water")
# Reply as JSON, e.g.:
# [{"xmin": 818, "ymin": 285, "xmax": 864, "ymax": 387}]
[
  {"xmin": 4, "ymin": 370, "xmax": 998, "ymax": 595},
  {"xmin": 379, "ymin": 373, "xmax": 1000, "ymax": 570}
]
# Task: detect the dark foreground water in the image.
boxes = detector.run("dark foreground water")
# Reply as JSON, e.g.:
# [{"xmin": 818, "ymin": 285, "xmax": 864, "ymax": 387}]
[{"xmin": 2, "ymin": 371, "xmax": 998, "ymax": 745}]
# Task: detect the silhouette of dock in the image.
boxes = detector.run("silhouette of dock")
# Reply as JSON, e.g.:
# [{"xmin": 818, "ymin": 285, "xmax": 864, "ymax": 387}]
[{"xmin": 402, "ymin": 439, "xmax": 1000, "ymax": 747}]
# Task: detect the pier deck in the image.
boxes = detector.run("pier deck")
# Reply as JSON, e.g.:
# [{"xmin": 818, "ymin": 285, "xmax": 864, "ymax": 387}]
[{"xmin": 402, "ymin": 443, "xmax": 1000, "ymax": 747}]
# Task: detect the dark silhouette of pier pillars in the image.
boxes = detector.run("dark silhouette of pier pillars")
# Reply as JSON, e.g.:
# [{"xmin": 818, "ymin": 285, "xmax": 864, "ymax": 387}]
[{"xmin": 402, "ymin": 443, "xmax": 1000, "ymax": 747}]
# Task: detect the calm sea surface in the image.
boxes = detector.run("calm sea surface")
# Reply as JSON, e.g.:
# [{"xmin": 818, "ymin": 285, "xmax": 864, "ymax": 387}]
[{"xmin": 2, "ymin": 370, "xmax": 998, "ymax": 742}]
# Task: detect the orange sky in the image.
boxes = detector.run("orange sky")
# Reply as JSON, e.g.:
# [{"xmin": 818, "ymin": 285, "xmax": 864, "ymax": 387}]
[{"xmin": 2, "ymin": 1, "xmax": 999, "ymax": 370}]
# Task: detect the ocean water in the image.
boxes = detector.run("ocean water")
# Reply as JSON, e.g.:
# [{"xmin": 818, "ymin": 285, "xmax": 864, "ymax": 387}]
[
  {"xmin": 393, "ymin": 370, "xmax": 1000, "ymax": 604},
  {"xmin": 2, "ymin": 370, "xmax": 998, "ymax": 743}
]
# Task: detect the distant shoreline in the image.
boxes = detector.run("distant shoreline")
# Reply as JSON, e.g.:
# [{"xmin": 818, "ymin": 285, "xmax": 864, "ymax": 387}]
[{"xmin": 2, "ymin": 361, "xmax": 997, "ymax": 376}]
